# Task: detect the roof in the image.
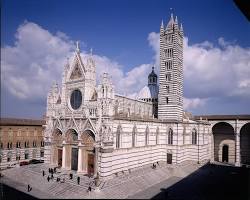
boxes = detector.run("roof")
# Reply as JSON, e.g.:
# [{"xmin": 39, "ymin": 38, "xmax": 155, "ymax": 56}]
[
  {"xmin": 0, "ymin": 118, "xmax": 45, "ymax": 126},
  {"xmin": 194, "ymin": 115, "xmax": 250, "ymax": 120}
]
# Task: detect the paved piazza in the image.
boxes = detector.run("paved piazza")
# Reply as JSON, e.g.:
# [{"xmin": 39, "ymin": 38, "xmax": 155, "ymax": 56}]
[{"xmin": 0, "ymin": 161, "xmax": 204, "ymax": 199}]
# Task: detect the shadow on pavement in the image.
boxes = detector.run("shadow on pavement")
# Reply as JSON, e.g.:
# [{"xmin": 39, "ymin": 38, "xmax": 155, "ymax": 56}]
[
  {"xmin": 151, "ymin": 163, "xmax": 250, "ymax": 200},
  {"xmin": 0, "ymin": 183, "xmax": 37, "ymax": 200}
]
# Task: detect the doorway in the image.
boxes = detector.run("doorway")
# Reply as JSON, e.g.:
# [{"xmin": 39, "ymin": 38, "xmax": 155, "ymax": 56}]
[
  {"xmin": 87, "ymin": 154, "xmax": 94, "ymax": 176},
  {"xmin": 167, "ymin": 153, "xmax": 172, "ymax": 164},
  {"xmin": 222, "ymin": 144, "xmax": 229, "ymax": 162},
  {"xmin": 58, "ymin": 149, "xmax": 62, "ymax": 167},
  {"xmin": 71, "ymin": 147, "xmax": 78, "ymax": 170}
]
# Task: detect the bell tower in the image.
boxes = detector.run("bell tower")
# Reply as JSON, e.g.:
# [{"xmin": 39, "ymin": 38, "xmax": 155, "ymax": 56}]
[{"xmin": 158, "ymin": 14, "xmax": 184, "ymax": 121}]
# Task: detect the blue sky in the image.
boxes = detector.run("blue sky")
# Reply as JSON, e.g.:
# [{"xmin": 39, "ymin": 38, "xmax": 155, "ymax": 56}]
[{"xmin": 1, "ymin": 0, "xmax": 250, "ymax": 119}]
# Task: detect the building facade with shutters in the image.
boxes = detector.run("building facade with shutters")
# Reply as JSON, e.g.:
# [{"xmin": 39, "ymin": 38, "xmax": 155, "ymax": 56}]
[{"xmin": 0, "ymin": 118, "xmax": 45, "ymax": 169}]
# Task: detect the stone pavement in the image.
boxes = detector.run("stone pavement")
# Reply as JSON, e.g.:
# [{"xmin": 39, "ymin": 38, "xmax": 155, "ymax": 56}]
[{"xmin": 0, "ymin": 161, "xmax": 204, "ymax": 199}]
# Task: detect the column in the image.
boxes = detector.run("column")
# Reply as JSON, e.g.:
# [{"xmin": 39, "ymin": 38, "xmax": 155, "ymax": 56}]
[
  {"xmin": 210, "ymin": 130, "xmax": 214, "ymax": 162},
  {"xmin": 235, "ymin": 119, "xmax": 241, "ymax": 166},
  {"xmin": 94, "ymin": 145, "xmax": 100, "ymax": 177},
  {"xmin": 77, "ymin": 143, "xmax": 84, "ymax": 174},
  {"xmin": 235, "ymin": 132, "xmax": 241, "ymax": 166},
  {"xmin": 62, "ymin": 141, "xmax": 66, "ymax": 169}
]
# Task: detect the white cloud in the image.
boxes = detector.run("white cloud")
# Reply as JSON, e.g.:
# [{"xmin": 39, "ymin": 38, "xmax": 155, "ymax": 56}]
[
  {"xmin": 145, "ymin": 31, "xmax": 250, "ymax": 111},
  {"xmin": 183, "ymin": 97, "xmax": 207, "ymax": 110},
  {"xmin": 1, "ymin": 21, "xmax": 74, "ymax": 100},
  {"xmin": 1, "ymin": 21, "xmax": 151, "ymax": 102},
  {"xmin": 184, "ymin": 36, "xmax": 250, "ymax": 99},
  {"xmin": 2, "ymin": 21, "xmax": 249, "ymax": 114}
]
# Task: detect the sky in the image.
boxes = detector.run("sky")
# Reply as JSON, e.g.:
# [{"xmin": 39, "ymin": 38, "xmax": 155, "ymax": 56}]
[{"xmin": 1, "ymin": 0, "xmax": 250, "ymax": 119}]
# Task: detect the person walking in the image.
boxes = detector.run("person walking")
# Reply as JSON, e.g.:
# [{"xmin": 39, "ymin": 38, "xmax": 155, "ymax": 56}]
[
  {"xmin": 47, "ymin": 175, "xmax": 50, "ymax": 182},
  {"xmin": 88, "ymin": 186, "xmax": 92, "ymax": 194},
  {"xmin": 42, "ymin": 170, "xmax": 45, "ymax": 176},
  {"xmin": 77, "ymin": 176, "xmax": 80, "ymax": 185},
  {"xmin": 27, "ymin": 184, "xmax": 30, "ymax": 192}
]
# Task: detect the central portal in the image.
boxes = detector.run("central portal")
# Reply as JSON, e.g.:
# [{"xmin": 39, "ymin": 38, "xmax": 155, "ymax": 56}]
[{"xmin": 71, "ymin": 147, "xmax": 78, "ymax": 170}]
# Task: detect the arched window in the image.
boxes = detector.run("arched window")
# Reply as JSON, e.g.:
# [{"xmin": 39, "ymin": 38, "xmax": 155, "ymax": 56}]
[
  {"xmin": 8, "ymin": 142, "xmax": 12, "ymax": 149},
  {"xmin": 192, "ymin": 129, "xmax": 197, "ymax": 145},
  {"xmin": 132, "ymin": 126, "xmax": 136, "ymax": 147},
  {"xmin": 41, "ymin": 141, "xmax": 44, "ymax": 147},
  {"xmin": 7, "ymin": 152, "xmax": 12, "ymax": 162},
  {"xmin": 40, "ymin": 150, "xmax": 44, "ymax": 157},
  {"xmin": 25, "ymin": 150, "xmax": 29, "ymax": 159},
  {"xmin": 168, "ymin": 128, "xmax": 173, "ymax": 145},
  {"xmin": 33, "ymin": 141, "xmax": 36, "ymax": 147},
  {"xmin": 145, "ymin": 126, "xmax": 149, "ymax": 146},
  {"xmin": 16, "ymin": 142, "xmax": 19, "ymax": 148},
  {"xmin": 25, "ymin": 141, "xmax": 29, "ymax": 148},
  {"xmin": 116, "ymin": 125, "xmax": 121, "ymax": 149},
  {"xmin": 0, "ymin": 142, "xmax": 3, "ymax": 149}
]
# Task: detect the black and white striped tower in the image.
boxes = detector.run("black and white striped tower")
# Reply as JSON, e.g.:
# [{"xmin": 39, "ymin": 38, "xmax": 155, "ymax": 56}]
[{"xmin": 158, "ymin": 13, "xmax": 184, "ymax": 121}]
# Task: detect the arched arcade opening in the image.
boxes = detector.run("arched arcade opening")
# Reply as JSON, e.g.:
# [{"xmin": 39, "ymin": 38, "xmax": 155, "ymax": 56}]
[
  {"xmin": 240, "ymin": 123, "xmax": 250, "ymax": 165},
  {"xmin": 212, "ymin": 122, "xmax": 235, "ymax": 164}
]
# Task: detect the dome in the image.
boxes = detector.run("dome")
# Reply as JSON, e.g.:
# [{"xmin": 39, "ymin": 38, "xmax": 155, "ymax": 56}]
[
  {"xmin": 148, "ymin": 68, "xmax": 157, "ymax": 78},
  {"xmin": 137, "ymin": 86, "xmax": 152, "ymax": 99},
  {"xmin": 148, "ymin": 66, "xmax": 157, "ymax": 85}
]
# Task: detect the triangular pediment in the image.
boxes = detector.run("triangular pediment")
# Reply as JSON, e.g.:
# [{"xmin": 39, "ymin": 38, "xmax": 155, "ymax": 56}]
[
  {"xmin": 83, "ymin": 118, "xmax": 96, "ymax": 133},
  {"xmin": 68, "ymin": 52, "xmax": 86, "ymax": 81},
  {"xmin": 56, "ymin": 95, "xmax": 61, "ymax": 104},
  {"xmin": 70, "ymin": 62, "xmax": 83, "ymax": 80}
]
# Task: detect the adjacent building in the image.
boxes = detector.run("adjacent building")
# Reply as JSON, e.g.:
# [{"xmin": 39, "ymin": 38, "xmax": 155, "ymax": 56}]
[{"xmin": 0, "ymin": 118, "xmax": 45, "ymax": 169}]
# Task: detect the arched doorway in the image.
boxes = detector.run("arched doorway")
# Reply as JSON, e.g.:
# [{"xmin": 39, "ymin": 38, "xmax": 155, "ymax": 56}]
[
  {"xmin": 222, "ymin": 144, "xmax": 229, "ymax": 162},
  {"xmin": 65, "ymin": 129, "xmax": 79, "ymax": 171},
  {"xmin": 240, "ymin": 123, "xmax": 250, "ymax": 165},
  {"xmin": 52, "ymin": 128, "xmax": 63, "ymax": 166},
  {"xmin": 212, "ymin": 122, "xmax": 235, "ymax": 163},
  {"xmin": 80, "ymin": 130, "xmax": 95, "ymax": 176}
]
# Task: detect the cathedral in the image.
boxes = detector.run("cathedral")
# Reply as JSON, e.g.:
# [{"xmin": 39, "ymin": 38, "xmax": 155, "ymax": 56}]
[{"xmin": 43, "ymin": 14, "xmax": 230, "ymax": 179}]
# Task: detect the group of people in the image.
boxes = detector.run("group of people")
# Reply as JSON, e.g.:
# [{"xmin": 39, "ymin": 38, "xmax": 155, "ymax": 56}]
[
  {"xmin": 152, "ymin": 161, "xmax": 160, "ymax": 169},
  {"xmin": 40, "ymin": 167, "xmax": 93, "ymax": 193}
]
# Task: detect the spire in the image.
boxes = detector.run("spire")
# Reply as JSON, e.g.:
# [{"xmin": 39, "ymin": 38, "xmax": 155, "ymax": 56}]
[
  {"xmin": 180, "ymin": 23, "xmax": 183, "ymax": 32},
  {"xmin": 76, "ymin": 41, "xmax": 80, "ymax": 52},
  {"xmin": 175, "ymin": 16, "xmax": 178, "ymax": 24},
  {"xmin": 167, "ymin": 13, "xmax": 174, "ymax": 29},
  {"xmin": 161, "ymin": 20, "xmax": 164, "ymax": 28},
  {"xmin": 170, "ymin": 13, "xmax": 174, "ymax": 21}
]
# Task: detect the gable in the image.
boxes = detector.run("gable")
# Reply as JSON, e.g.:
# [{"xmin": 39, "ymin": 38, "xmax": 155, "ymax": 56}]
[{"xmin": 70, "ymin": 62, "xmax": 83, "ymax": 80}]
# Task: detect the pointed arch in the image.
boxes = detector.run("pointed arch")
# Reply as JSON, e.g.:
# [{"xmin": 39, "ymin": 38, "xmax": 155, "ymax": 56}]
[
  {"xmin": 65, "ymin": 128, "xmax": 78, "ymax": 143},
  {"xmin": 168, "ymin": 128, "xmax": 173, "ymax": 145},
  {"xmin": 132, "ymin": 125, "xmax": 137, "ymax": 147},
  {"xmin": 116, "ymin": 125, "xmax": 122, "ymax": 149},
  {"xmin": 192, "ymin": 128, "xmax": 197, "ymax": 145}
]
